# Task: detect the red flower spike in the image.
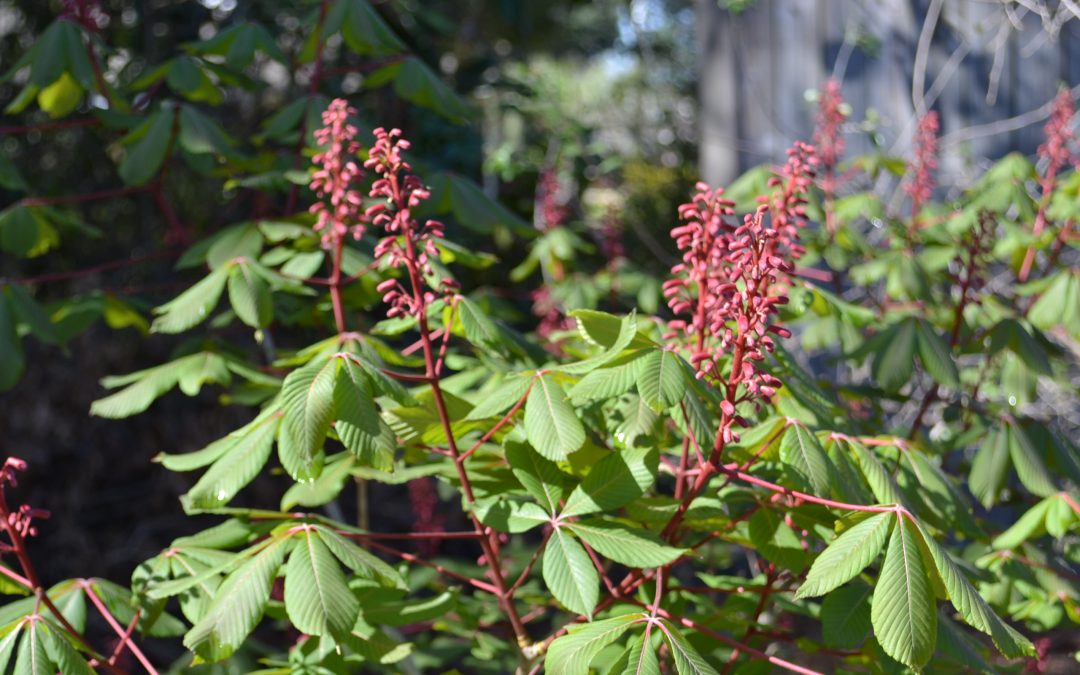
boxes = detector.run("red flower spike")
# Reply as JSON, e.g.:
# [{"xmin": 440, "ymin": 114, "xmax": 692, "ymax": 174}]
[
  {"xmin": 813, "ymin": 79, "xmax": 847, "ymax": 190},
  {"xmin": 309, "ymin": 99, "xmax": 365, "ymax": 248},
  {"xmin": 1038, "ymin": 89, "xmax": 1075, "ymax": 177},
  {"xmin": 765, "ymin": 141, "xmax": 817, "ymax": 273},
  {"xmin": 363, "ymin": 127, "xmax": 451, "ymax": 318},
  {"xmin": 666, "ymin": 147, "xmax": 809, "ymax": 439},
  {"xmin": 906, "ymin": 111, "xmax": 939, "ymax": 227}
]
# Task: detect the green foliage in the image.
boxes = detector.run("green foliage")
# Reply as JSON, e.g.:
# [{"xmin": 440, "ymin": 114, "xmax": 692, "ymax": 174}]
[{"xmin": 1, "ymin": 3, "xmax": 1078, "ymax": 674}]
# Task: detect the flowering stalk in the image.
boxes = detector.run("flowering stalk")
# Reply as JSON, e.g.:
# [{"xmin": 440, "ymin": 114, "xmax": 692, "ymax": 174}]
[
  {"xmin": 908, "ymin": 211, "xmax": 992, "ymax": 438},
  {"xmin": 363, "ymin": 128, "xmax": 529, "ymax": 651},
  {"xmin": 1019, "ymin": 89, "xmax": 1075, "ymax": 281},
  {"xmin": 310, "ymin": 99, "xmax": 365, "ymax": 334},
  {"xmin": 905, "ymin": 111, "xmax": 939, "ymax": 232},
  {"xmin": 813, "ymin": 79, "xmax": 847, "ymax": 233},
  {"xmin": 659, "ymin": 143, "xmax": 812, "ymax": 537},
  {"xmin": 764, "ymin": 141, "xmax": 817, "ymax": 272},
  {"xmin": 0, "ymin": 458, "xmax": 153, "ymax": 674}
]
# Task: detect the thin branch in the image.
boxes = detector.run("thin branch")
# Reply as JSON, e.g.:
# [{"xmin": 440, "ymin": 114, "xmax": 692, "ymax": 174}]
[{"xmin": 80, "ymin": 581, "xmax": 158, "ymax": 674}]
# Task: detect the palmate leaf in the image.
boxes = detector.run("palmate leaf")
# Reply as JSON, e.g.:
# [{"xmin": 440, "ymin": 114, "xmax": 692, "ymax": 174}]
[
  {"xmin": 181, "ymin": 411, "xmax": 280, "ymax": 510},
  {"xmin": 914, "ymin": 320, "xmax": 959, "ymax": 388},
  {"xmin": 1008, "ymin": 423, "xmax": 1058, "ymax": 498},
  {"xmin": 279, "ymin": 356, "xmax": 339, "ymax": 481},
  {"xmin": 821, "ymin": 581, "xmax": 873, "ymax": 649},
  {"xmin": 747, "ymin": 508, "xmax": 809, "ymax": 573},
  {"xmin": 183, "ymin": 536, "xmax": 290, "ymax": 662},
  {"xmin": 14, "ymin": 618, "xmax": 53, "ymax": 675},
  {"xmin": 779, "ymin": 424, "xmax": 835, "ymax": 496},
  {"xmin": 335, "ymin": 359, "xmax": 394, "ymax": 468},
  {"xmin": 871, "ymin": 514, "xmax": 937, "ymax": 671},
  {"xmin": 456, "ymin": 296, "xmax": 502, "ymax": 351},
  {"xmin": 636, "ymin": 349, "xmax": 686, "ymax": 412},
  {"xmin": 558, "ymin": 311, "xmax": 640, "ymax": 375},
  {"xmin": 617, "ymin": 632, "xmax": 660, "ymax": 675},
  {"xmin": 545, "ymin": 613, "xmax": 640, "ymax": 674},
  {"xmin": 524, "ymin": 374, "xmax": 585, "ymax": 461},
  {"xmin": 969, "ymin": 427, "xmax": 1011, "ymax": 508},
  {"xmin": 868, "ymin": 320, "xmax": 917, "ymax": 392},
  {"xmin": 658, "ymin": 621, "xmax": 719, "ymax": 675},
  {"xmin": 473, "ymin": 498, "xmax": 550, "ymax": 534},
  {"xmin": 567, "ymin": 519, "xmax": 685, "ymax": 567},
  {"xmin": 150, "ymin": 267, "xmax": 229, "ymax": 334},
  {"xmin": 561, "ymin": 447, "xmax": 658, "ymax": 518},
  {"xmin": 284, "ymin": 529, "xmax": 359, "ymax": 640},
  {"xmin": 796, "ymin": 511, "xmax": 893, "ymax": 598},
  {"xmin": 312, "ymin": 526, "xmax": 404, "ymax": 590},
  {"xmin": 0, "ymin": 622, "xmax": 20, "ymax": 673},
  {"xmin": 912, "ymin": 520, "xmax": 1034, "ymax": 658},
  {"xmin": 992, "ymin": 496, "xmax": 1054, "ymax": 550},
  {"xmin": 543, "ymin": 527, "xmax": 599, "ymax": 617},
  {"xmin": 505, "ymin": 439, "xmax": 566, "ymax": 514},
  {"xmin": 118, "ymin": 108, "xmax": 175, "ymax": 186},
  {"xmin": 465, "ymin": 374, "xmax": 533, "ymax": 421},
  {"xmin": 569, "ymin": 354, "xmax": 647, "ymax": 405},
  {"xmin": 90, "ymin": 352, "xmax": 231, "ymax": 418},
  {"xmin": 226, "ymin": 259, "xmax": 272, "ymax": 329},
  {"xmin": 40, "ymin": 621, "xmax": 94, "ymax": 675}
]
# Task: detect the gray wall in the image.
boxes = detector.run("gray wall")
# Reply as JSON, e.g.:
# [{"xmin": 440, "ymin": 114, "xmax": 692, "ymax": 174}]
[{"xmin": 697, "ymin": 0, "xmax": 1080, "ymax": 186}]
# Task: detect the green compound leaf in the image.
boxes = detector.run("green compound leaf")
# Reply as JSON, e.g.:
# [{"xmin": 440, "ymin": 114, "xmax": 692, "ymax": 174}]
[
  {"xmin": 183, "ymin": 537, "xmax": 289, "ymax": 662},
  {"xmin": 915, "ymin": 320, "xmax": 959, "ymax": 388},
  {"xmin": 912, "ymin": 520, "xmax": 1034, "ymax": 659},
  {"xmin": 284, "ymin": 529, "xmax": 359, "ymax": 640},
  {"xmin": 543, "ymin": 527, "xmax": 598, "ymax": 617},
  {"xmin": 226, "ymin": 260, "xmax": 272, "ymax": 329},
  {"xmin": 636, "ymin": 349, "xmax": 686, "ymax": 412},
  {"xmin": 505, "ymin": 439, "xmax": 567, "ymax": 514},
  {"xmin": 525, "ymin": 374, "xmax": 585, "ymax": 461},
  {"xmin": 659, "ymin": 621, "xmax": 719, "ymax": 675},
  {"xmin": 568, "ymin": 519, "xmax": 685, "ymax": 568},
  {"xmin": 561, "ymin": 447, "xmax": 658, "ymax": 518},
  {"xmin": 871, "ymin": 515, "xmax": 937, "ymax": 671},
  {"xmin": 821, "ymin": 582, "xmax": 873, "ymax": 649},
  {"xmin": 181, "ymin": 411, "xmax": 280, "ymax": 510},
  {"xmin": 150, "ymin": 267, "xmax": 228, "ymax": 334},
  {"xmin": 545, "ymin": 613, "xmax": 640, "ymax": 674},
  {"xmin": 796, "ymin": 510, "xmax": 893, "ymax": 599},
  {"xmin": 779, "ymin": 423, "xmax": 835, "ymax": 497},
  {"xmin": 279, "ymin": 357, "xmax": 339, "ymax": 481}
]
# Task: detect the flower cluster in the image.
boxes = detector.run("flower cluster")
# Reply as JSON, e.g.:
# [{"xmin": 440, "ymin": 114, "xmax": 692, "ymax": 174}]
[
  {"xmin": 812, "ymin": 79, "xmax": 846, "ymax": 191},
  {"xmin": 365, "ymin": 128, "xmax": 455, "ymax": 318},
  {"xmin": 905, "ymin": 111, "xmax": 939, "ymax": 220},
  {"xmin": 764, "ymin": 140, "xmax": 817, "ymax": 267},
  {"xmin": 537, "ymin": 167, "xmax": 570, "ymax": 230},
  {"xmin": 664, "ymin": 182, "xmax": 736, "ymax": 361},
  {"xmin": 61, "ymin": 0, "xmax": 105, "ymax": 32},
  {"xmin": 310, "ymin": 99, "xmax": 364, "ymax": 247},
  {"xmin": 1037, "ymin": 89, "xmax": 1075, "ymax": 179},
  {"xmin": 664, "ymin": 184, "xmax": 791, "ymax": 436},
  {"xmin": 0, "ymin": 458, "xmax": 48, "ymax": 543},
  {"xmin": 408, "ymin": 477, "xmax": 446, "ymax": 556}
]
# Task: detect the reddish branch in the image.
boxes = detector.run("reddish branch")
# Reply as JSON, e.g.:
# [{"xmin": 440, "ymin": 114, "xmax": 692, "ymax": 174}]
[
  {"xmin": 0, "ymin": 458, "xmax": 148, "ymax": 673},
  {"xmin": 908, "ymin": 213, "xmax": 991, "ymax": 438},
  {"xmin": 1019, "ymin": 89, "xmax": 1075, "ymax": 282}
]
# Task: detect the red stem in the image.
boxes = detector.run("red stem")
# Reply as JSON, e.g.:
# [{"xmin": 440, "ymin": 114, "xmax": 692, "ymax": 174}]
[
  {"xmin": 81, "ymin": 581, "xmax": 158, "ymax": 674},
  {"xmin": 11, "ymin": 251, "xmax": 177, "ymax": 286},
  {"xmin": 460, "ymin": 380, "xmax": 533, "ymax": 461},
  {"xmin": 343, "ymin": 530, "xmax": 482, "ymax": 541},
  {"xmin": 364, "ymin": 540, "xmax": 499, "ymax": 594},
  {"xmin": 21, "ymin": 185, "xmax": 148, "ymax": 207}
]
